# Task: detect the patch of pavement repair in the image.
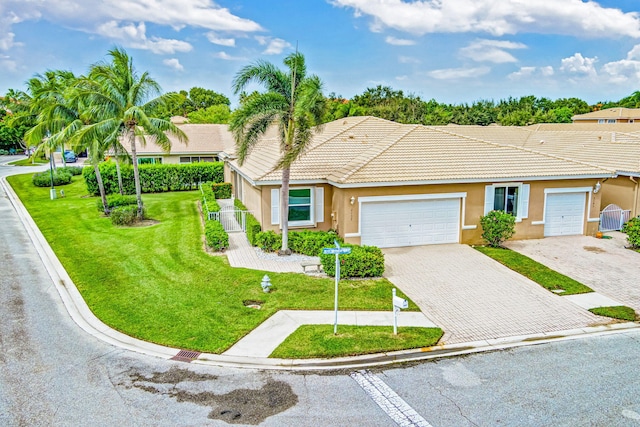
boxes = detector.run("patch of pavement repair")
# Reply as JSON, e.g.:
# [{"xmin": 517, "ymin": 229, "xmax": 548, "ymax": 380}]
[
  {"xmin": 123, "ymin": 366, "xmax": 298, "ymax": 425},
  {"xmin": 583, "ymin": 246, "xmax": 607, "ymax": 254}
]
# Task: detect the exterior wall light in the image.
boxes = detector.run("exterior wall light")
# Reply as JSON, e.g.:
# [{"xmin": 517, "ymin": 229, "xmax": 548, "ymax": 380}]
[
  {"xmin": 593, "ymin": 182, "xmax": 601, "ymax": 194},
  {"xmin": 261, "ymin": 274, "xmax": 272, "ymax": 293},
  {"xmin": 350, "ymin": 196, "xmax": 356, "ymax": 205}
]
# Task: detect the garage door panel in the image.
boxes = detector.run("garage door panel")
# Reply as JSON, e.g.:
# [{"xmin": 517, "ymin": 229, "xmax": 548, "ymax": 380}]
[
  {"xmin": 544, "ymin": 192, "xmax": 586, "ymax": 237},
  {"xmin": 361, "ymin": 198, "xmax": 460, "ymax": 248}
]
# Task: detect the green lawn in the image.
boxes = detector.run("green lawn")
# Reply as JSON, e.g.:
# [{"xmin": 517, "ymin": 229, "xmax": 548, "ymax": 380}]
[
  {"xmin": 8, "ymin": 173, "xmax": 417, "ymax": 354},
  {"xmin": 474, "ymin": 246, "xmax": 593, "ymax": 295},
  {"xmin": 589, "ymin": 306, "xmax": 637, "ymax": 321},
  {"xmin": 270, "ymin": 325, "xmax": 443, "ymax": 359},
  {"xmin": 8, "ymin": 156, "xmax": 49, "ymax": 166}
]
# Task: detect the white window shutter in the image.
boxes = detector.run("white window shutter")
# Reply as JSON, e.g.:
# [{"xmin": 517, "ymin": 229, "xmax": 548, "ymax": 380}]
[
  {"xmin": 271, "ymin": 189, "xmax": 280, "ymax": 225},
  {"xmin": 314, "ymin": 187, "xmax": 324, "ymax": 223},
  {"xmin": 484, "ymin": 185, "xmax": 494, "ymax": 215},
  {"xmin": 519, "ymin": 184, "xmax": 530, "ymax": 219}
]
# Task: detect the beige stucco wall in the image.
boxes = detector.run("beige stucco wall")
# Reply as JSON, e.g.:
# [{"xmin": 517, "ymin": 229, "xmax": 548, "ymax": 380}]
[
  {"xmin": 334, "ymin": 178, "xmax": 602, "ymax": 246},
  {"xmin": 601, "ymin": 176, "xmax": 640, "ymax": 217}
]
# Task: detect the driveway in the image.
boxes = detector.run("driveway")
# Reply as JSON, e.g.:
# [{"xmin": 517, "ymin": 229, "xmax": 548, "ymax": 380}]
[
  {"xmin": 505, "ymin": 233, "xmax": 640, "ymax": 312},
  {"xmin": 383, "ymin": 244, "xmax": 603, "ymax": 344}
]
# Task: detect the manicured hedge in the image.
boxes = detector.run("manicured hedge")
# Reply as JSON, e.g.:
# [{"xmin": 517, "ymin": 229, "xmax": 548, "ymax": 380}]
[
  {"xmin": 289, "ymin": 230, "xmax": 342, "ymax": 256},
  {"xmin": 32, "ymin": 170, "xmax": 72, "ymax": 187},
  {"xmin": 622, "ymin": 216, "xmax": 640, "ymax": 248},
  {"xmin": 255, "ymin": 230, "xmax": 280, "ymax": 252},
  {"xmin": 211, "ymin": 182, "xmax": 232, "ymax": 199},
  {"xmin": 83, "ymin": 162, "xmax": 224, "ymax": 195},
  {"xmin": 205, "ymin": 219, "xmax": 229, "ymax": 251},
  {"xmin": 58, "ymin": 166, "xmax": 83, "ymax": 176},
  {"xmin": 97, "ymin": 194, "xmax": 137, "ymax": 213},
  {"xmin": 200, "ymin": 183, "xmax": 220, "ymax": 217},
  {"xmin": 320, "ymin": 244, "xmax": 385, "ymax": 278},
  {"xmin": 110, "ymin": 205, "xmax": 141, "ymax": 226}
]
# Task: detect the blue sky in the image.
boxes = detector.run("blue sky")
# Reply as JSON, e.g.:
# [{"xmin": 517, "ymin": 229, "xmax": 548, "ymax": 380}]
[{"xmin": 2, "ymin": 0, "xmax": 640, "ymax": 106}]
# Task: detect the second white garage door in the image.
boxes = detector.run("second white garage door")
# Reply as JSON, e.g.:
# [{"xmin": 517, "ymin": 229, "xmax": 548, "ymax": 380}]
[
  {"xmin": 361, "ymin": 198, "xmax": 460, "ymax": 248},
  {"xmin": 544, "ymin": 192, "xmax": 586, "ymax": 237}
]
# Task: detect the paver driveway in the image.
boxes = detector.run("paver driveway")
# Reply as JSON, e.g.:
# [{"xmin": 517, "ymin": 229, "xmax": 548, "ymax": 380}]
[
  {"xmin": 383, "ymin": 244, "xmax": 603, "ymax": 344},
  {"xmin": 505, "ymin": 233, "xmax": 640, "ymax": 312}
]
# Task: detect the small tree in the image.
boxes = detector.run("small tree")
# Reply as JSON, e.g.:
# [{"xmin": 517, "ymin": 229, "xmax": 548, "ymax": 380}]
[
  {"xmin": 480, "ymin": 210, "xmax": 516, "ymax": 247},
  {"xmin": 622, "ymin": 217, "xmax": 640, "ymax": 248}
]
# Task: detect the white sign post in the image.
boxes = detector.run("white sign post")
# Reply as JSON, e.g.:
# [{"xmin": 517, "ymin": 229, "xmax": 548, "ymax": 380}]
[
  {"xmin": 322, "ymin": 240, "xmax": 352, "ymax": 335},
  {"xmin": 392, "ymin": 288, "xmax": 408, "ymax": 335}
]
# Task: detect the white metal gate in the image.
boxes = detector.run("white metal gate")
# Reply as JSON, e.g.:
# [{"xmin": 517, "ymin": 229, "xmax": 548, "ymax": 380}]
[
  {"xmin": 211, "ymin": 206, "xmax": 249, "ymax": 232},
  {"xmin": 599, "ymin": 204, "xmax": 631, "ymax": 231}
]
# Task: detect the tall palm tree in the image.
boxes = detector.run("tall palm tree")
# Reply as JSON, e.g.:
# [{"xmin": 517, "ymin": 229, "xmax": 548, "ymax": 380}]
[
  {"xmin": 230, "ymin": 52, "xmax": 326, "ymax": 254},
  {"xmin": 77, "ymin": 47, "xmax": 187, "ymax": 219}
]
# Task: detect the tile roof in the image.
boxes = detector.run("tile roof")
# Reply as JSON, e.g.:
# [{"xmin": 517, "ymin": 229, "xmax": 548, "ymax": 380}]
[
  {"xmin": 128, "ymin": 124, "xmax": 235, "ymax": 155},
  {"xmin": 572, "ymin": 107, "xmax": 640, "ymax": 121},
  {"xmin": 229, "ymin": 117, "xmax": 615, "ymax": 186}
]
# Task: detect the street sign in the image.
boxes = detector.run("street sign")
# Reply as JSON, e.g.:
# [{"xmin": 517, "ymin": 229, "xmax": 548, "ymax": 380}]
[{"xmin": 322, "ymin": 247, "xmax": 352, "ymax": 255}]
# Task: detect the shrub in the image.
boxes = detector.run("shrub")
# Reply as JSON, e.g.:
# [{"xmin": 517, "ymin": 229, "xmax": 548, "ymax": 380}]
[
  {"xmin": 480, "ymin": 210, "xmax": 516, "ymax": 247},
  {"xmin": 320, "ymin": 244, "xmax": 385, "ymax": 278},
  {"xmin": 622, "ymin": 216, "xmax": 640, "ymax": 248},
  {"xmin": 32, "ymin": 170, "xmax": 72, "ymax": 187},
  {"xmin": 84, "ymin": 162, "xmax": 225, "ymax": 195},
  {"xmin": 255, "ymin": 230, "xmax": 281, "ymax": 252},
  {"xmin": 205, "ymin": 220, "xmax": 229, "ymax": 251},
  {"xmin": 97, "ymin": 194, "xmax": 137, "ymax": 212},
  {"xmin": 110, "ymin": 205, "xmax": 140, "ymax": 226},
  {"xmin": 59, "ymin": 166, "xmax": 83, "ymax": 176},
  {"xmin": 0, "ymin": 149, "xmax": 8, "ymax": 155},
  {"xmin": 289, "ymin": 230, "xmax": 342, "ymax": 256},
  {"xmin": 211, "ymin": 182, "xmax": 232, "ymax": 199}
]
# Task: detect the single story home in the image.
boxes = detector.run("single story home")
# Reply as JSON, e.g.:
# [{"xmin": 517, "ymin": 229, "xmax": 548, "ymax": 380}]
[
  {"xmin": 124, "ymin": 121, "xmax": 234, "ymax": 165},
  {"xmin": 572, "ymin": 107, "xmax": 640, "ymax": 124},
  {"xmin": 223, "ymin": 116, "xmax": 617, "ymax": 248}
]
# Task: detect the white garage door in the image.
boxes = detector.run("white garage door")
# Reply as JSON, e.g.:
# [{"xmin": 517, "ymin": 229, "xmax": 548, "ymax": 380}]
[
  {"xmin": 361, "ymin": 198, "xmax": 460, "ymax": 248},
  {"xmin": 544, "ymin": 192, "xmax": 586, "ymax": 237}
]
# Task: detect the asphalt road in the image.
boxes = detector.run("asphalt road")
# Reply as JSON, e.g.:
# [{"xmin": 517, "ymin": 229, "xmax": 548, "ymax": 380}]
[{"xmin": 2, "ymin": 158, "xmax": 640, "ymax": 426}]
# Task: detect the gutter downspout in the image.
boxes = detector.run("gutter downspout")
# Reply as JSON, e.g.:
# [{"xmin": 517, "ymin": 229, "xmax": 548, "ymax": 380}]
[{"xmin": 631, "ymin": 176, "xmax": 639, "ymax": 218}]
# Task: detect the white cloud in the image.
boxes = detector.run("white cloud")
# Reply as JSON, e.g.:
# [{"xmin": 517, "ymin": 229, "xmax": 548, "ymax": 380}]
[
  {"xmin": 385, "ymin": 36, "xmax": 415, "ymax": 46},
  {"xmin": 508, "ymin": 65, "xmax": 554, "ymax": 80},
  {"xmin": 0, "ymin": 32, "xmax": 16, "ymax": 51},
  {"xmin": 331, "ymin": 0, "xmax": 640, "ymax": 38},
  {"xmin": 95, "ymin": 21, "xmax": 192, "ymax": 54},
  {"xmin": 601, "ymin": 44, "xmax": 640, "ymax": 84},
  {"xmin": 206, "ymin": 32, "xmax": 235, "ymax": 47},
  {"xmin": 428, "ymin": 66, "xmax": 491, "ymax": 80},
  {"xmin": 0, "ymin": 54, "xmax": 17, "ymax": 71},
  {"xmin": 163, "ymin": 58, "xmax": 183, "ymax": 71},
  {"xmin": 560, "ymin": 53, "xmax": 598, "ymax": 76},
  {"xmin": 398, "ymin": 55, "xmax": 420, "ymax": 64},
  {"xmin": 460, "ymin": 39, "xmax": 526, "ymax": 63},
  {"xmin": 214, "ymin": 51, "xmax": 245, "ymax": 61},
  {"xmin": 255, "ymin": 36, "xmax": 292, "ymax": 55}
]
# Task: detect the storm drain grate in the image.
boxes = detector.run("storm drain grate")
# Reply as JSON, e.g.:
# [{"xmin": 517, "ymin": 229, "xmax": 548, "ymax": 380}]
[{"xmin": 171, "ymin": 350, "xmax": 201, "ymax": 363}]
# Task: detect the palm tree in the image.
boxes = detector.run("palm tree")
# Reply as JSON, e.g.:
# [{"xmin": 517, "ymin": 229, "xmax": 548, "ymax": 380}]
[
  {"xmin": 76, "ymin": 47, "xmax": 187, "ymax": 219},
  {"xmin": 230, "ymin": 52, "xmax": 326, "ymax": 254}
]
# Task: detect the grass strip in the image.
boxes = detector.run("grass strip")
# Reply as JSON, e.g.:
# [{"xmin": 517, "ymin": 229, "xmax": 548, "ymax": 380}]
[
  {"xmin": 8, "ymin": 157, "xmax": 49, "ymax": 166},
  {"xmin": 474, "ymin": 246, "xmax": 593, "ymax": 295},
  {"xmin": 270, "ymin": 325, "xmax": 443, "ymax": 359},
  {"xmin": 7, "ymin": 173, "xmax": 417, "ymax": 354},
  {"xmin": 589, "ymin": 306, "xmax": 637, "ymax": 321}
]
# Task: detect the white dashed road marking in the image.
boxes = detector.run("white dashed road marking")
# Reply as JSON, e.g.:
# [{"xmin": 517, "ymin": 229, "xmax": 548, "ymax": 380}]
[{"xmin": 350, "ymin": 370, "xmax": 433, "ymax": 427}]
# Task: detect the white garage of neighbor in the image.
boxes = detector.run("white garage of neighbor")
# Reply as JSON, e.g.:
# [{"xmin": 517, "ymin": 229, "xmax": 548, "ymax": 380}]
[
  {"xmin": 359, "ymin": 194, "xmax": 462, "ymax": 248},
  {"xmin": 543, "ymin": 190, "xmax": 587, "ymax": 237}
]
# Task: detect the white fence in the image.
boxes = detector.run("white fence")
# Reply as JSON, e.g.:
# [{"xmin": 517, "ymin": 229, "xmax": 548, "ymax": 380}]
[{"xmin": 599, "ymin": 204, "xmax": 631, "ymax": 232}]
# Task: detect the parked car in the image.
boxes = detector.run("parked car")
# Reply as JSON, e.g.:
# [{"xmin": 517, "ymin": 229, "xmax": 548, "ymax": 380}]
[{"xmin": 64, "ymin": 150, "xmax": 77, "ymax": 163}]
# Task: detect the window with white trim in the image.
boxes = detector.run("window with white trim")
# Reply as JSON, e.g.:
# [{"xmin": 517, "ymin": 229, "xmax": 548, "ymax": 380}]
[
  {"xmin": 137, "ymin": 157, "xmax": 162, "ymax": 165},
  {"xmin": 484, "ymin": 183, "xmax": 530, "ymax": 220},
  {"xmin": 271, "ymin": 187, "xmax": 324, "ymax": 227}
]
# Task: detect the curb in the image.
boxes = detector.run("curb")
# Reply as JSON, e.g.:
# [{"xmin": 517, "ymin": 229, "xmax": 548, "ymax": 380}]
[{"xmin": 3, "ymin": 175, "xmax": 640, "ymax": 371}]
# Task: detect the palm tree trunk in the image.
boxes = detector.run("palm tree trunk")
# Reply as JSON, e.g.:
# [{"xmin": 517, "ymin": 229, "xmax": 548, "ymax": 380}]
[
  {"xmin": 94, "ymin": 162, "xmax": 109, "ymax": 214},
  {"xmin": 115, "ymin": 156, "xmax": 124, "ymax": 195},
  {"xmin": 128, "ymin": 129, "xmax": 144, "ymax": 219},
  {"xmin": 279, "ymin": 167, "xmax": 291, "ymax": 255}
]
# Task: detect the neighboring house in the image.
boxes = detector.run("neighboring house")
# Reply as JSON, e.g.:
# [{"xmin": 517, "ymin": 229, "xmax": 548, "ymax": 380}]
[
  {"xmin": 223, "ymin": 116, "xmax": 615, "ymax": 248},
  {"xmin": 124, "ymin": 123, "xmax": 234, "ymax": 165},
  {"xmin": 572, "ymin": 107, "xmax": 640, "ymax": 124}
]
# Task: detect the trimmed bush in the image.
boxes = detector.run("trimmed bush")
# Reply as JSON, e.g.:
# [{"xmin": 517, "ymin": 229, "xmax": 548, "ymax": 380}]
[
  {"xmin": 289, "ymin": 230, "xmax": 342, "ymax": 256},
  {"xmin": 211, "ymin": 182, "xmax": 232, "ymax": 199},
  {"xmin": 480, "ymin": 210, "xmax": 516, "ymax": 247},
  {"xmin": 205, "ymin": 220, "xmax": 229, "ymax": 251},
  {"xmin": 320, "ymin": 244, "xmax": 385, "ymax": 278},
  {"xmin": 97, "ymin": 194, "xmax": 137, "ymax": 213},
  {"xmin": 84, "ymin": 162, "xmax": 225, "ymax": 195},
  {"xmin": 32, "ymin": 170, "xmax": 72, "ymax": 187},
  {"xmin": 59, "ymin": 166, "xmax": 83, "ymax": 176},
  {"xmin": 255, "ymin": 230, "xmax": 280, "ymax": 252},
  {"xmin": 622, "ymin": 216, "xmax": 640, "ymax": 248},
  {"xmin": 110, "ymin": 205, "xmax": 140, "ymax": 226}
]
